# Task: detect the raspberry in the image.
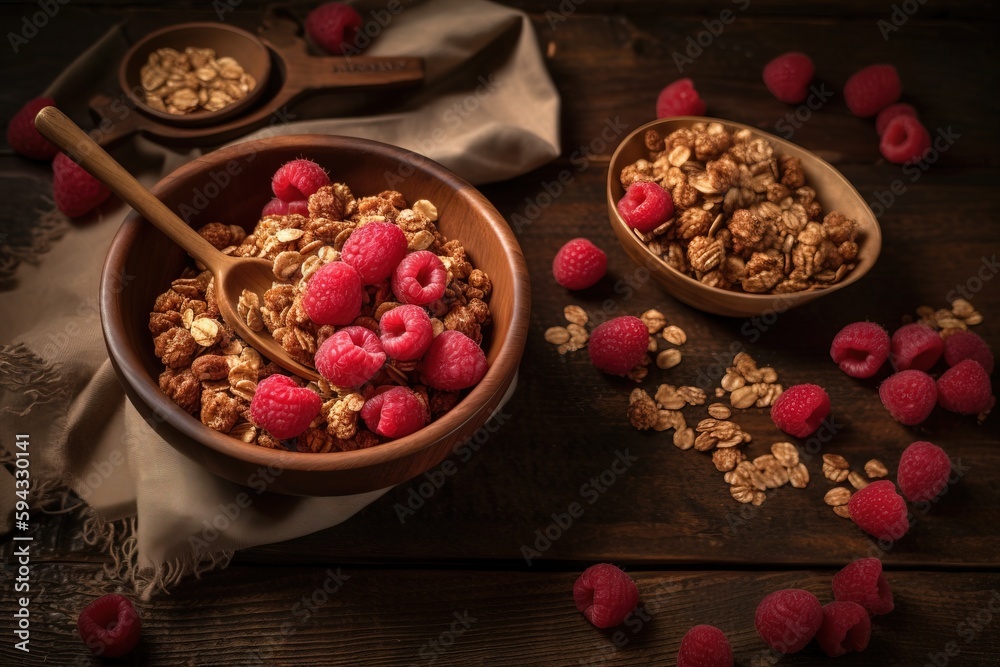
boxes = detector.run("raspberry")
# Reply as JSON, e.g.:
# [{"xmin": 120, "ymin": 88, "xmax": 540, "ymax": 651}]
[
  {"xmin": 878, "ymin": 370, "xmax": 937, "ymax": 425},
  {"xmin": 829, "ymin": 321, "xmax": 890, "ymax": 378},
  {"xmin": 250, "ymin": 374, "xmax": 322, "ymax": 440},
  {"xmin": 943, "ymin": 330, "xmax": 994, "ymax": 374},
  {"xmin": 848, "ymin": 480, "xmax": 910, "ymax": 542},
  {"xmin": 314, "ymin": 326, "xmax": 386, "ymax": 387},
  {"xmin": 843, "ymin": 64, "xmax": 901, "ymax": 118},
  {"xmin": 342, "ymin": 221, "xmax": 408, "ymax": 284},
  {"xmin": 769, "ymin": 384, "xmax": 830, "ymax": 438},
  {"xmin": 879, "ymin": 115, "xmax": 931, "ymax": 164},
  {"xmin": 677, "ymin": 624, "xmax": 734, "ymax": 667},
  {"xmin": 420, "ymin": 330, "xmax": 488, "ymax": 391},
  {"xmin": 754, "ymin": 589, "xmax": 823, "ymax": 654},
  {"xmin": 816, "ymin": 602, "xmax": 871, "ymax": 658},
  {"xmin": 303, "ymin": 261, "xmax": 363, "ymax": 326},
  {"xmin": 379, "ymin": 304, "xmax": 433, "ymax": 361},
  {"xmin": 77, "ymin": 594, "xmax": 141, "ymax": 658},
  {"xmin": 588, "ymin": 316, "xmax": 649, "ymax": 376},
  {"xmin": 552, "ymin": 238, "xmax": 607, "ymax": 290},
  {"xmin": 573, "ymin": 564, "xmax": 639, "ymax": 629},
  {"xmin": 261, "ymin": 197, "xmax": 309, "ymax": 218},
  {"xmin": 52, "ymin": 152, "xmax": 112, "ymax": 218},
  {"xmin": 361, "ymin": 386, "xmax": 429, "ymax": 438},
  {"xmin": 617, "ymin": 182, "xmax": 675, "ymax": 234},
  {"xmin": 875, "ymin": 102, "xmax": 918, "ymax": 136},
  {"xmin": 831, "ymin": 557, "xmax": 894, "ymax": 615},
  {"xmin": 7, "ymin": 97, "xmax": 58, "ymax": 160},
  {"xmin": 890, "ymin": 323, "xmax": 943, "ymax": 372},
  {"xmin": 305, "ymin": 2, "xmax": 363, "ymax": 56},
  {"xmin": 898, "ymin": 441, "xmax": 952, "ymax": 502},
  {"xmin": 937, "ymin": 359, "xmax": 992, "ymax": 415},
  {"xmin": 392, "ymin": 250, "xmax": 448, "ymax": 306},
  {"xmin": 762, "ymin": 51, "xmax": 814, "ymax": 104},
  {"xmin": 271, "ymin": 158, "xmax": 330, "ymax": 202},
  {"xmin": 656, "ymin": 78, "xmax": 707, "ymax": 117}
]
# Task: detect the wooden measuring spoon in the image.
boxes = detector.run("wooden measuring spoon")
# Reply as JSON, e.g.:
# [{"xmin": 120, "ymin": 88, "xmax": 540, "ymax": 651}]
[{"xmin": 34, "ymin": 106, "xmax": 322, "ymax": 382}]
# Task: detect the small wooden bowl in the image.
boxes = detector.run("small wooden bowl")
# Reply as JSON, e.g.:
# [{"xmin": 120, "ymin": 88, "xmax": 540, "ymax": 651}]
[
  {"xmin": 607, "ymin": 117, "xmax": 882, "ymax": 317},
  {"xmin": 120, "ymin": 22, "xmax": 271, "ymax": 127},
  {"xmin": 101, "ymin": 136, "xmax": 530, "ymax": 496}
]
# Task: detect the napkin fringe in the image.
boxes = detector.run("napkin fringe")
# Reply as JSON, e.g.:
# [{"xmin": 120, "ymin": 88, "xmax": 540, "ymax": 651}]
[
  {"xmin": 0, "ymin": 206, "xmax": 69, "ymax": 282},
  {"xmin": 0, "ymin": 342, "xmax": 71, "ymax": 417}
]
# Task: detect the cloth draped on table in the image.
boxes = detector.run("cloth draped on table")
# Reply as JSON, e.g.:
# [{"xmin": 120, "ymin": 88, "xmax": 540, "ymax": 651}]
[{"xmin": 0, "ymin": 0, "xmax": 557, "ymax": 598}]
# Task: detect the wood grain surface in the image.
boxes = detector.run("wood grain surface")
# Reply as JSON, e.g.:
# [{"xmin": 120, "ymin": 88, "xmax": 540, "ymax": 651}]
[{"xmin": 1, "ymin": 1, "xmax": 998, "ymax": 665}]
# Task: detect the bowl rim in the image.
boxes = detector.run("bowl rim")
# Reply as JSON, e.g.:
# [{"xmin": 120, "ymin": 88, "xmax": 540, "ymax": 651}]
[
  {"xmin": 119, "ymin": 21, "xmax": 272, "ymax": 127},
  {"xmin": 607, "ymin": 116, "xmax": 883, "ymax": 303},
  {"xmin": 101, "ymin": 134, "xmax": 530, "ymax": 472}
]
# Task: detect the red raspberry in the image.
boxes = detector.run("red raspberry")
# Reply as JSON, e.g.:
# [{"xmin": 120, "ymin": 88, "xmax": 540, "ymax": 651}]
[
  {"xmin": 314, "ymin": 326, "xmax": 386, "ymax": 387},
  {"xmin": 831, "ymin": 557, "xmax": 894, "ymax": 615},
  {"xmin": 677, "ymin": 624, "xmax": 734, "ymax": 667},
  {"xmin": 898, "ymin": 441, "xmax": 951, "ymax": 502},
  {"xmin": 879, "ymin": 115, "xmax": 931, "ymax": 164},
  {"xmin": 261, "ymin": 197, "xmax": 309, "ymax": 217},
  {"xmin": 305, "ymin": 2, "xmax": 363, "ymax": 56},
  {"xmin": 617, "ymin": 182, "xmax": 675, "ymax": 234},
  {"xmin": 379, "ymin": 304, "xmax": 433, "ymax": 361},
  {"xmin": 937, "ymin": 359, "xmax": 992, "ymax": 415},
  {"xmin": 420, "ymin": 330, "xmax": 488, "ymax": 391},
  {"xmin": 271, "ymin": 158, "xmax": 330, "ymax": 202},
  {"xmin": 878, "ymin": 370, "xmax": 937, "ymax": 425},
  {"xmin": 52, "ymin": 152, "xmax": 112, "ymax": 218},
  {"xmin": 816, "ymin": 602, "xmax": 871, "ymax": 658},
  {"xmin": 943, "ymin": 330, "xmax": 994, "ymax": 374},
  {"xmin": 890, "ymin": 323, "xmax": 943, "ymax": 372},
  {"xmin": 573, "ymin": 564, "xmax": 639, "ymax": 629},
  {"xmin": 843, "ymin": 64, "xmax": 901, "ymax": 118},
  {"xmin": 77, "ymin": 594, "xmax": 141, "ymax": 658},
  {"xmin": 552, "ymin": 238, "xmax": 607, "ymax": 290},
  {"xmin": 875, "ymin": 102, "xmax": 917, "ymax": 136},
  {"xmin": 829, "ymin": 321, "xmax": 890, "ymax": 378},
  {"xmin": 656, "ymin": 78, "xmax": 707, "ymax": 117},
  {"xmin": 754, "ymin": 589, "xmax": 823, "ymax": 654},
  {"xmin": 392, "ymin": 250, "xmax": 448, "ymax": 306},
  {"xmin": 250, "ymin": 374, "xmax": 322, "ymax": 440},
  {"xmin": 7, "ymin": 96, "xmax": 58, "ymax": 160},
  {"xmin": 588, "ymin": 316, "xmax": 648, "ymax": 376},
  {"xmin": 762, "ymin": 51, "xmax": 814, "ymax": 104},
  {"xmin": 770, "ymin": 384, "xmax": 830, "ymax": 438},
  {"xmin": 361, "ymin": 386, "xmax": 429, "ymax": 438},
  {"xmin": 848, "ymin": 480, "xmax": 910, "ymax": 542},
  {"xmin": 342, "ymin": 221, "xmax": 408, "ymax": 284},
  {"xmin": 303, "ymin": 261, "xmax": 363, "ymax": 326}
]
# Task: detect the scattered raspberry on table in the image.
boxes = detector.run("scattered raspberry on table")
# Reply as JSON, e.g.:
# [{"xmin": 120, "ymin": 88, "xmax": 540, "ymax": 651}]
[
  {"xmin": 754, "ymin": 588, "xmax": 823, "ymax": 654},
  {"xmin": 7, "ymin": 96, "xmax": 58, "ymax": 160},
  {"xmin": 843, "ymin": 63, "xmax": 901, "ymax": 117},
  {"xmin": 676, "ymin": 624, "xmax": 734, "ymax": 667},
  {"xmin": 832, "ymin": 557, "xmax": 894, "ymax": 615},
  {"xmin": 830, "ymin": 321, "xmax": 890, "ymax": 378},
  {"xmin": 656, "ymin": 78, "xmax": 707, "ymax": 117},
  {"xmin": 889, "ymin": 323, "xmax": 943, "ymax": 372},
  {"xmin": 943, "ymin": 330, "xmax": 994, "ymax": 374},
  {"xmin": 936, "ymin": 358, "xmax": 993, "ymax": 415},
  {"xmin": 52, "ymin": 151, "xmax": 112, "ymax": 218},
  {"xmin": 848, "ymin": 479, "xmax": 910, "ymax": 541},
  {"xmin": 573, "ymin": 563, "xmax": 639, "ymax": 628},
  {"xmin": 588, "ymin": 316, "xmax": 649, "ymax": 376},
  {"xmin": 770, "ymin": 383, "xmax": 830, "ymax": 438},
  {"xmin": 898, "ymin": 441, "xmax": 952, "ymax": 502},
  {"xmin": 77, "ymin": 594, "xmax": 142, "ymax": 658},
  {"xmin": 878, "ymin": 369, "xmax": 938, "ymax": 425},
  {"xmin": 306, "ymin": 2, "xmax": 364, "ymax": 56},
  {"xmin": 762, "ymin": 51, "xmax": 814, "ymax": 104},
  {"xmin": 816, "ymin": 601, "xmax": 871, "ymax": 657},
  {"xmin": 880, "ymin": 115, "xmax": 931, "ymax": 164},
  {"xmin": 552, "ymin": 238, "xmax": 607, "ymax": 290},
  {"xmin": 875, "ymin": 102, "xmax": 918, "ymax": 136}
]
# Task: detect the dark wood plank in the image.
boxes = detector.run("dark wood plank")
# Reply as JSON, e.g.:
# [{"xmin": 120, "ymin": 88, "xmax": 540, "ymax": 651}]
[{"xmin": 1, "ymin": 563, "xmax": 998, "ymax": 666}]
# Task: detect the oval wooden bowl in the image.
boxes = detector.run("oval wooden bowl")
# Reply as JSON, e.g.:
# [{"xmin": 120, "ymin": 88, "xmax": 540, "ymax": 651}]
[
  {"xmin": 101, "ymin": 135, "xmax": 530, "ymax": 496},
  {"xmin": 607, "ymin": 117, "xmax": 882, "ymax": 317},
  {"xmin": 119, "ymin": 22, "xmax": 272, "ymax": 127}
]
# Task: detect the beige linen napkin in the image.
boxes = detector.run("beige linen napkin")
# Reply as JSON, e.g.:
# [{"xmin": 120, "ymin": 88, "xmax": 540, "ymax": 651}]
[{"xmin": 0, "ymin": 0, "xmax": 556, "ymax": 597}]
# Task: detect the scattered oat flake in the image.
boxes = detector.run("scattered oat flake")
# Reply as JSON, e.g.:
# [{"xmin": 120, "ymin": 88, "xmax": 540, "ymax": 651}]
[
  {"xmin": 864, "ymin": 459, "xmax": 888, "ymax": 478},
  {"xmin": 564, "ymin": 305, "xmax": 588, "ymax": 326},
  {"xmin": 824, "ymin": 487, "xmax": 852, "ymax": 506}
]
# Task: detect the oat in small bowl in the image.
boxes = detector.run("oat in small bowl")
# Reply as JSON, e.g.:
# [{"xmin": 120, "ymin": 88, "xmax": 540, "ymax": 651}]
[{"xmin": 607, "ymin": 117, "xmax": 881, "ymax": 317}]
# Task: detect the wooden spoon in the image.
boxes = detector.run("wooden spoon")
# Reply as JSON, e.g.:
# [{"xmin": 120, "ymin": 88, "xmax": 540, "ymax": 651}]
[{"xmin": 34, "ymin": 106, "xmax": 322, "ymax": 382}]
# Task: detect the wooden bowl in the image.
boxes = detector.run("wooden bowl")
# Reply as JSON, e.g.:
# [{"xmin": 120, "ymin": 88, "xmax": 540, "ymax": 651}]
[
  {"xmin": 120, "ymin": 22, "xmax": 271, "ymax": 127},
  {"xmin": 101, "ymin": 135, "xmax": 530, "ymax": 496},
  {"xmin": 607, "ymin": 117, "xmax": 882, "ymax": 317}
]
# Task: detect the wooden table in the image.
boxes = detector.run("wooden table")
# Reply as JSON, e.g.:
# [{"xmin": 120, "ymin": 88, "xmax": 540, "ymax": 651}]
[{"xmin": 2, "ymin": 1, "xmax": 999, "ymax": 665}]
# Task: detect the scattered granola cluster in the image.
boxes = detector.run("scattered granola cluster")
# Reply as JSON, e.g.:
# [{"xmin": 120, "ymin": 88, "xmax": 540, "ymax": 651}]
[
  {"xmin": 140, "ymin": 47, "xmax": 257, "ymax": 115},
  {"xmin": 715, "ymin": 351, "xmax": 784, "ymax": 409},
  {"xmin": 619, "ymin": 121, "xmax": 863, "ymax": 293},
  {"xmin": 902, "ymin": 297, "xmax": 984, "ymax": 336},
  {"xmin": 149, "ymin": 182, "xmax": 491, "ymax": 452},
  {"xmin": 821, "ymin": 454, "xmax": 887, "ymax": 519}
]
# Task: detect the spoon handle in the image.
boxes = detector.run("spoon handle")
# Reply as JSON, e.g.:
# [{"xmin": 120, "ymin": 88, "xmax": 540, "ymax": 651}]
[{"xmin": 34, "ymin": 106, "xmax": 223, "ymax": 268}]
